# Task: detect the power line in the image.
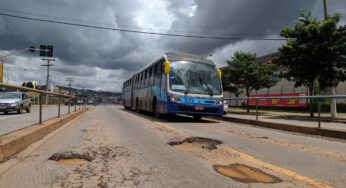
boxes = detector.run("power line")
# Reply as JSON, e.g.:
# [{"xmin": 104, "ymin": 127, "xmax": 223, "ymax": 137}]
[
  {"xmin": 0, "ymin": 8, "xmax": 280, "ymax": 38},
  {"xmin": 0, "ymin": 12, "xmax": 286, "ymax": 41}
]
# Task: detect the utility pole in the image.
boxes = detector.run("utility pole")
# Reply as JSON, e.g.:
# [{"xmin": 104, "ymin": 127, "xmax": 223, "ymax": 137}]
[
  {"xmin": 66, "ymin": 77, "xmax": 74, "ymax": 94},
  {"xmin": 41, "ymin": 58, "xmax": 55, "ymax": 105},
  {"xmin": 66, "ymin": 77, "xmax": 74, "ymax": 110},
  {"xmin": 0, "ymin": 59, "xmax": 3, "ymax": 83},
  {"xmin": 323, "ymin": 0, "xmax": 328, "ymax": 19}
]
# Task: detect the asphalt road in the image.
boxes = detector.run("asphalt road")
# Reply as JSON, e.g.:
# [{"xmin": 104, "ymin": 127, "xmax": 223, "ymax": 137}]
[
  {"xmin": 0, "ymin": 105, "xmax": 81, "ymax": 136},
  {"xmin": 0, "ymin": 105, "xmax": 345, "ymax": 187}
]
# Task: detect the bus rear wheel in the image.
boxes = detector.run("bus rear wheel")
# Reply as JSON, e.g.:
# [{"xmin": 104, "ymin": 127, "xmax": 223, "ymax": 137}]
[
  {"xmin": 193, "ymin": 115, "xmax": 203, "ymax": 120},
  {"xmin": 136, "ymin": 99, "xmax": 140, "ymax": 113},
  {"xmin": 123, "ymin": 100, "xmax": 127, "ymax": 110}
]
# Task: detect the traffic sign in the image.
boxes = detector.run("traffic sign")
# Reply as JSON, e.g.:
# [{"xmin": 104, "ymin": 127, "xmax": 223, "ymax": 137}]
[
  {"xmin": 40, "ymin": 45, "xmax": 47, "ymax": 57},
  {"xmin": 47, "ymin": 45, "xmax": 53, "ymax": 57}
]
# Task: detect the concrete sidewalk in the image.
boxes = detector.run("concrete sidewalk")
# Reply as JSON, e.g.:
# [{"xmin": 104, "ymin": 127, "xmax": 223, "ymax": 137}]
[
  {"xmin": 226, "ymin": 108, "xmax": 346, "ymax": 132},
  {"xmin": 210, "ymin": 108, "xmax": 346, "ymax": 139}
]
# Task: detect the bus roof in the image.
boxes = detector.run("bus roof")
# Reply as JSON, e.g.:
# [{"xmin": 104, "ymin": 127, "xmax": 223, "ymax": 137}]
[
  {"xmin": 124, "ymin": 53, "xmax": 215, "ymax": 82},
  {"xmin": 164, "ymin": 53, "xmax": 214, "ymax": 65}
]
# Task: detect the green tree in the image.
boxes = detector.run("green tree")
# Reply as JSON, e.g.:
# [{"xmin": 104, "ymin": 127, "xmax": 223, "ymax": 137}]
[
  {"xmin": 222, "ymin": 69, "xmax": 242, "ymax": 106},
  {"xmin": 225, "ymin": 51, "xmax": 278, "ymax": 112},
  {"xmin": 275, "ymin": 11, "xmax": 346, "ymax": 117}
]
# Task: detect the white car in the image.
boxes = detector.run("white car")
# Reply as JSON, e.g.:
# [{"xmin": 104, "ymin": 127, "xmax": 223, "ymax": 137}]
[
  {"xmin": 0, "ymin": 92, "xmax": 31, "ymax": 114},
  {"xmin": 223, "ymin": 100, "xmax": 228, "ymax": 115}
]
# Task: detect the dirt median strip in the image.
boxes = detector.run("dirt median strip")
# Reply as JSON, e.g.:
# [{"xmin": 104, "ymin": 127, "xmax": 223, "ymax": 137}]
[
  {"xmin": 0, "ymin": 108, "xmax": 89, "ymax": 161},
  {"xmin": 210, "ymin": 116, "xmax": 346, "ymax": 140}
]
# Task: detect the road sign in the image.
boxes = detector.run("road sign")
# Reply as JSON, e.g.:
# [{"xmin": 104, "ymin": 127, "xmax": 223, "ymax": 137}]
[
  {"xmin": 47, "ymin": 45, "xmax": 53, "ymax": 57},
  {"xmin": 40, "ymin": 45, "xmax": 47, "ymax": 57},
  {"xmin": 29, "ymin": 46, "xmax": 36, "ymax": 53}
]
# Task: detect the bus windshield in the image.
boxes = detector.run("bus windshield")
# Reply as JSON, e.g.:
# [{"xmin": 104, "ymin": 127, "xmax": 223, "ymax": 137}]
[{"xmin": 169, "ymin": 61, "xmax": 222, "ymax": 95}]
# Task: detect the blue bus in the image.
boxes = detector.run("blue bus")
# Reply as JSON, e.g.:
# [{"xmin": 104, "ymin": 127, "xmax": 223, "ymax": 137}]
[{"xmin": 122, "ymin": 53, "xmax": 224, "ymax": 119}]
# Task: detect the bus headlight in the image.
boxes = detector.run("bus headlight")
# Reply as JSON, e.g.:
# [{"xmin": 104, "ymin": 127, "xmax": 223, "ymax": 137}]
[
  {"xmin": 170, "ymin": 96, "xmax": 180, "ymax": 102},
  {"xmin": 218, "ymin": 101, "xmax": 223, "ymax": 105}
]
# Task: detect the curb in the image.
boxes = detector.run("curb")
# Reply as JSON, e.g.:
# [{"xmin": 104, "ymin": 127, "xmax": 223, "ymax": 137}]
[
  {"xmin": 211, "ymin": 116, "xmax": 346, "ymax": 140},
  {"xmin": 0, "ymin": 108, "xmax": 88, "ymax": 161}
]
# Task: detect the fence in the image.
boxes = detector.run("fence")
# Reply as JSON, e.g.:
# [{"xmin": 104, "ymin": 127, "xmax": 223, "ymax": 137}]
[
  {"xmin": 224, "ymin": 95, "xmax": 346, "ymax": 128},
  {"xmin": 0, "ymin": 83, "xmax": 85, "ymax": 126}
]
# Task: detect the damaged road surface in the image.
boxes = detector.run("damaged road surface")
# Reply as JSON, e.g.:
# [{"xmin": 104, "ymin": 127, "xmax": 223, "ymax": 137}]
[
  {"xmin": 168, "ymin": 137, "xmax": 222, "ymax": 150},
  {"xmin": 0, "ymin": 106, "xmax": 345, "ymax": 187}
]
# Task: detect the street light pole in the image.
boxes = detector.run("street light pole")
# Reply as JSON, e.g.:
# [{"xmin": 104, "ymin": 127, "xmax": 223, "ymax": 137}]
[
  {"xmin": 323, "ymin": 0, "xmax": 328, "ymax": 19},
  {"xmin": 322, "ymin": 0, "xmax": 337, "ymax": 118},
  {"xmin": 0, "ymin": 47, "xmax": 48, "ymax": 84},
  {"xmin": 0, "ymin": 59, "xmax": 3, "ymax": 83}
]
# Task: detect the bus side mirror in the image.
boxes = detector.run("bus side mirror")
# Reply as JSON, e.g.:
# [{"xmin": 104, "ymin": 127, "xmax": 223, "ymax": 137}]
[
  {"xmin": 164, "ymin": 60, "xmax": 171, "ymax": 74},
  {"xmin": 217, "ymin": 68, "xmax": 222, "ymax": 78}
]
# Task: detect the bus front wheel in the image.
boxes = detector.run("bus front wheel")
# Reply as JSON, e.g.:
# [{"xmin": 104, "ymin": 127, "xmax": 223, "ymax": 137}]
[
  {"xmin": 152, "ymin": 99, "xmax": 160, "ymax": 118},
  {"xmin": 193, "ymin": 115, "xmax": 203, "ymax": 120}
]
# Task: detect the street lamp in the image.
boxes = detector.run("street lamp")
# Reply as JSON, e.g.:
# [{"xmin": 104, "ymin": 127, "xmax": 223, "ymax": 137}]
[
  {"xmin": 0, "ymin": 47, "xmax": 48, "ymax": 83},
  {"xmin": 319, "ymin": 0, "xmax": 336, "ymax": 118}
]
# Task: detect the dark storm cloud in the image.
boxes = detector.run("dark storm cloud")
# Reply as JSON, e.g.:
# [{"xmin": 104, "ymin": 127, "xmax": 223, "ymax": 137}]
[
  {"xmin": 0, "ymin": 0, "xmax": 345, "ymax": 91},
  {"xmin": 164, "ymin": 0, "xmax": 317, "ymax": 55},
  {"xmin": 0, "ymin": 0, "xmax": 159, "ymax": 71}
]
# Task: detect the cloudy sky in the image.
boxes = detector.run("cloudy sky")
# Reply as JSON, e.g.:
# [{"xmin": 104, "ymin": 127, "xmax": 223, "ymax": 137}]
[{"xmin": 0, "ymin": 0, "xmax": 345, "ymax": 92}]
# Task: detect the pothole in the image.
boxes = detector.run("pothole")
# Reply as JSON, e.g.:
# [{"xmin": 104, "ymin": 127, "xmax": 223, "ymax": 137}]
[
  {"xmin": 213, "ymin": 163, "xmax": 282, "ymax": 183},
  {"xmin": 168, "ymin": 137, "xmax": 222, "ymax": 150},
  {"xmin": 48, "ymin": 151, "xmax": 94, "ymax": 165}
]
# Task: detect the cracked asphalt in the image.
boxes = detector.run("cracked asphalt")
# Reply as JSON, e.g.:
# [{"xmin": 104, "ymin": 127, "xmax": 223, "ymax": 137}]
[{"xmin": 0, "ymin": 105, "xmax": 345, "ymax": 187}]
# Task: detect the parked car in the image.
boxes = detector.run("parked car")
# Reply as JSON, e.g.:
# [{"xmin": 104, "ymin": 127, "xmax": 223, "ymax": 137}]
[
  {"xmin": 77, "ymin": 99, "xmax": 84, "ymax": 105},
  {"xmin": 0, "ymin": 92, "xmax": 31, "ymax": 114},
  {"xmin": 87, "ymin": 99, "xmax": 94, "ymax": 105}
]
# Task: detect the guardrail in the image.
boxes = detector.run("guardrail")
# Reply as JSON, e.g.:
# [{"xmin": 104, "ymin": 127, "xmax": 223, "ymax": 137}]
[
  {"xmin": 0, "ymin": 83, "xmax": 85, "ymax": 124},
  {"xmin": 224, "ymin": 95, "xmax": 346, "ymax": 128}
]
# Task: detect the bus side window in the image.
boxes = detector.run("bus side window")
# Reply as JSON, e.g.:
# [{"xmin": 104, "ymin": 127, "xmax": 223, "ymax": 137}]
[
  {"xmin": 139, "ymin": 73, "xmax": 142, "ymax": 88},
  {"xmin": 148, "ymin": 68, "xmax": 151, "ymax": 87},
  {"xmin": 130, "ymin": 79, "xmax": 132, "ymax": 90},
  {"xmin": 161, "ymin": 72, "xmax": 166, "ymax": 91},
  {"xmin": 149, "ymin": 66, "xmax": 153, "ymax": 87},
  {"xmin": 144, "ymin": 70, "xmax": 147, "ymax": 87},
  {"xmin": 152, "ymin": 65, "xmax": 156, "ymax": 85},
  {"xmin": 155, "ymin": 61, "xmax": 162, "ymax": 86},
  {"xmin": 141, "ymin": 72, "xmax": 144, "ymax": 88},
  {"xmin": 147, "ymin": 68, "xmax": 150, "ymax": 87}
]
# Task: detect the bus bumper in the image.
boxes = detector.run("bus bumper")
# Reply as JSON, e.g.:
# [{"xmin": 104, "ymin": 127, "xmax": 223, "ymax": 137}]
[{"xmin": 166, "ymin": 102, "xmax": 224, "ymax": 116}]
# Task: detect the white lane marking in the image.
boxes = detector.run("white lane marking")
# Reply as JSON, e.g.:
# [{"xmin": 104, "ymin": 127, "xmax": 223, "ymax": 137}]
[{"xmin": 0, "ymin": 115, "xmax": 21, "ymax": 120}]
